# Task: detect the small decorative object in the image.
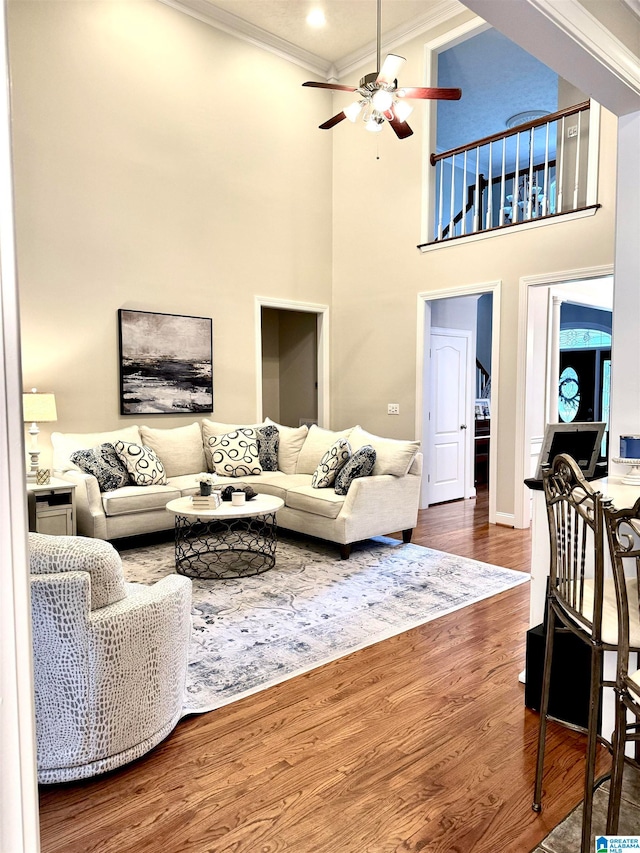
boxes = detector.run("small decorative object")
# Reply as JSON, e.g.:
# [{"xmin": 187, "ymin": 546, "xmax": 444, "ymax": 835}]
[
  {"xmin": 196, "ymin": 472, "xmax": 216, "ymax": 496},
  {"xmin": 36, "ymin": 469, "xmax": 51, "ymax": 485},
  {"xmin": 231, "ymin": 491, "xmax": 246, "ymax": 507},
  {"xmin": 220, "ymin": 484, "xmax": 257, "ymax": 502}
]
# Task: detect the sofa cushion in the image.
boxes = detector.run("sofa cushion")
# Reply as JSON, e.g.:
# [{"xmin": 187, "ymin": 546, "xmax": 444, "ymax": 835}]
[
  {"xmin": 139, "ymin": 422, "xmax": 206, "ymax": 478},
  {"xmin": 349, "ymin": 426, "xmax": 420, "ymax": 477},
  {"xmin": 101, "ymin": 484, "xmax": 180, "ymax": 517},
  {"xmin": 70, "ymin": 443, "xmax": 131, "ymax": 492},
  {"xmin": 285, "ymin": 486, "xmax": 346, "ymax": 519},
  {"xmin": 335, "ymin": 445, "xmax": 377, "ymax": 496},
  {"xmin": 264, "ymin": 418, "xmax": 308, "ymax": 475},
  {"xmin": 114, "ymin": 441, "xmax": 168, "ymax": 486},
  {"xmin": 295, "ymin": 424, "xmax": 353, "ymax": 475},
  {"xmin": 256, "ymin": 424, "xmax": 279, "ymax": 472},
  {"xmin": 52, "ymin": 426, "xmax": 141, "ymax": 472},
  {"xmin": 311, "ymin": 439, "xmax": 351, "ymax": 488},
  {"xmin": 166, "ymin": 474, "xmax": 201, "ymax": 497},
  {"xmin": 28, "ymin": 532, "xmax": 126, "ymax": 610},
  {"xmin": 208, "ymin": 428, "xmax": 263, "ymax": 477}
]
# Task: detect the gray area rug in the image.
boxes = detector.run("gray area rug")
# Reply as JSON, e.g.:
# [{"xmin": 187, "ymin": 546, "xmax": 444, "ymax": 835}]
[{"xmin": 119, "ymin": 534, "xmax": 529, "ymax": 716}]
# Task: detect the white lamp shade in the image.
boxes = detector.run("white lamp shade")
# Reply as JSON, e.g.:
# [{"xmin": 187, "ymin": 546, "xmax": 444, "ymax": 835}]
[{"xmin": 23, "ymin": 392, "xmax": 57, "ymax": 423}]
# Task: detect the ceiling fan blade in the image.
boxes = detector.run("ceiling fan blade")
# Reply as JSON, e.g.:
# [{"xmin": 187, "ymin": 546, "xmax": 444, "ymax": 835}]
[
  {"xmin": 376, "ymin": 54, "xmax": 406, "ymax": 86},
  {"xmin": 387, "ymin": 112, "xmax": 413, "ymax": 140},
  {"xmin": 303, "ymin": 81, "xmax": 358, "ymax": 93},
  {"xmin": 397, "ymin": 87, "xmax": 462, "ymax": 100},
  {"xmin": 319, "ymin": 111, "xmax": 347, "ymax": 130}
]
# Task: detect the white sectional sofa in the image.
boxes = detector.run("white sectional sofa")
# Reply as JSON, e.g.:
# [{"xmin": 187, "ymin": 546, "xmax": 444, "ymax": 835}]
[{"xmin": 52, "ymin": 419, "xmax": 422, "ymax": 558}]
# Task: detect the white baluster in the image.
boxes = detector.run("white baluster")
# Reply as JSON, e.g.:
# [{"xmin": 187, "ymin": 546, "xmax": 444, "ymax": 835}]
[
  {"xmin": 437, "ymin": 159, "xmax": 444, "ymax": 240},
  {"xmin": 513, "ymin": 132, "xmax": 520, "ymax": 223},
  {"xmin": 499, "ymin": 137, "xmax": 506, "ymax": 226},
  {"xmin": 573, "ymin": 111, "xmax": 582, "ymax": 210},
  {"xmin": 449, "ymin": 153, "xmax": 456, "ymax": 237},
  {"xmin": 461, "ymin": 150, "xmax": 468, "ymax": 236},
  {"xmin": 542, "ymin": 122, "xmax": 550, "ymax": 216},
  {"xmin": 557, "ymin": 117, "xmax": 565, "ymax": 214},
  {"xmin": 527, "ymin": 127, "xmax": 534, "ymax": 220},
  {"xmin": 473, "ymin": 147, "xmax": 480, "ymax": 233},
  {"xmin": 486, "ymin": 142, "xmax": 493, "ymax": 229}
]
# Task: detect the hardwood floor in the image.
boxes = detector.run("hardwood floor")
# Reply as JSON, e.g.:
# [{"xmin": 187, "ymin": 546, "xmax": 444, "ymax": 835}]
[{"xmin": 38, "ymin": 490, "xmax": 608, "ymax": 853}]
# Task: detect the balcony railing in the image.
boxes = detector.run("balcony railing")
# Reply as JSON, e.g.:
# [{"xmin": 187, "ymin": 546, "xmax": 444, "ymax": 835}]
[{"xmin": 422, "ymin": 101, "xmax": 597, "ymax": 245}]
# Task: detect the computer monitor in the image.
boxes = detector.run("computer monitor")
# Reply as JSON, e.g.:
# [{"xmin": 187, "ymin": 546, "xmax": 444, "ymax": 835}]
[{"xmin": 535, "ymin": 421, "xmax": 606, "ymax": 480}]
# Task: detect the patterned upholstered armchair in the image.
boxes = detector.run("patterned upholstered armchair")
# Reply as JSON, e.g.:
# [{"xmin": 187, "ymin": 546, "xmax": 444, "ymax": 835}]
[{"xmin": 28, "ymin": 532, "xmax": 192, "ymax": 783}]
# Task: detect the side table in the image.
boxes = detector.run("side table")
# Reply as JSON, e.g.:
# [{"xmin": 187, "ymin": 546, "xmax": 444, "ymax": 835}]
[{"xmin": 26, "ymin": 477, "xmax": 77, "ymax": 536}]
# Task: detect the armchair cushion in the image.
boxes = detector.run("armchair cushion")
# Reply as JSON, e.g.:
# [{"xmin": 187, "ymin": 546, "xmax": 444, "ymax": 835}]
[{"xmin": 28, "ymin": 532, "xmax": 126, "ymax": 610}]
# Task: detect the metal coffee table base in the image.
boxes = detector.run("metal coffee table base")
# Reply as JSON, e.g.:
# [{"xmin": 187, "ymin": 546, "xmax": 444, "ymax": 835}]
[{"xmin": 173, "ymin": 512, "xmax": 278, "ymax": 579}]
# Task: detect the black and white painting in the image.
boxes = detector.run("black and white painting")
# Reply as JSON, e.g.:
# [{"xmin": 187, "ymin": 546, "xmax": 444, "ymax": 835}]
[{"xmin": 119, "ymin": 310, "xmax": 213, "ymax": 415}]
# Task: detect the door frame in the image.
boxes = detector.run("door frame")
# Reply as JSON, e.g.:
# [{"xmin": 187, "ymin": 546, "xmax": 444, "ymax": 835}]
[
  {"xmin": 254, "ymin": 297, "xmax": 330, "ymax": 427},
  {"xmin": 428, "ymin": 326, "xmax": 474, "ymax": 506},
  {"xmin": 416, "ymin": 281, "xmax": 501, "ymax": 525},
  {"xmin": 513, "ymin": 263, "xmax": 614, "ymax": 529}
]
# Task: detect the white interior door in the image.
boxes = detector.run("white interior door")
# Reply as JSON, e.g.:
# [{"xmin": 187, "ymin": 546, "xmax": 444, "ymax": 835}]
[{"xmin": 428, "ymin": 330, "xmax": 470, "ymax": 504}]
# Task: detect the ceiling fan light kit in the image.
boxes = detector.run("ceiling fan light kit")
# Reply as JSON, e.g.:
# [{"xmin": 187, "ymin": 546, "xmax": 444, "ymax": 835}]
[{"xmin": 302, "ymin": 0, "xmax": 461, "ymax": 140}]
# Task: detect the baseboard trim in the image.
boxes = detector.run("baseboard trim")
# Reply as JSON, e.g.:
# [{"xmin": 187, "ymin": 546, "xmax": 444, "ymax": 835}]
[{"xmin": 495, "ymin": 511, "xmax": 516, "ymax": 527}]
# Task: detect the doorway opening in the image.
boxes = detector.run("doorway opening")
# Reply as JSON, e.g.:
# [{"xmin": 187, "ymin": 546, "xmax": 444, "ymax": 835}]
[
  {"xmin": 255, "ymin": 298, "xmax": 329, "ymax": 427},
  {"xmin": 417, "ymin": 282, "xmax": 501, "ymax": 526},
  {"xmin": 514, "ymin": 267, "xmax": 613, "ymax": 529}
]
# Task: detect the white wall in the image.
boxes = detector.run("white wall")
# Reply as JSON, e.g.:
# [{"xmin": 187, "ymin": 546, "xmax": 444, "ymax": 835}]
[{"xmin": 9, "ymin": 0, "xmax": 333, "ymax": 467}]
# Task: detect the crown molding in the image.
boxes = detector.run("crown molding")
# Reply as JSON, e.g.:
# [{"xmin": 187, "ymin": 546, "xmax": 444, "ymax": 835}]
[
  {"xmin": 158, "ymin": 0, "xmax": 332, "ymax": 77},
  {"xmin": 158, "ymin": 0, "xmax": 465, "ymax": 80},
  {"xmin": 526, "ymin": 0, "xmax": 640, "ymax": 98},
  {"xmin": 621, "ymin": 0, "xmax": 640, "ymax": 21}
]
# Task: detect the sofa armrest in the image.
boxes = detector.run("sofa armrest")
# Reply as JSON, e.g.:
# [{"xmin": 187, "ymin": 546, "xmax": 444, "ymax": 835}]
[
  {"xmin": 58, "ymin": 470, "xmax": 108, "ymax": 539},
  {"xmin": 338, "ymin": 459, "xmax": 422, "ymax": 544}
]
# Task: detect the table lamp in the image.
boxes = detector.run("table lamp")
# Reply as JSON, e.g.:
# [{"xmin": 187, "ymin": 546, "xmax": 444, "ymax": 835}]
[{"xmin": 22, "ymin": 388, "xmax": 57, "ymax": 479}]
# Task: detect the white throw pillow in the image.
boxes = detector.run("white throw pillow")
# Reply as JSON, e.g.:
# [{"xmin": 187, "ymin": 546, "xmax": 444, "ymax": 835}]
[
  {"xmin": 113, "ymin": 441, "xmax": 167, "ymax": 486},
  {"xmin": 139, "ymin": 422, "xmax": 206, "ymax": 478},
  {"xmin": 208, "ymin": 428, "xmax": 263, "ymax": 477},
  {"xmin": 311, "ymin": 439, "xmax": 352, "ymax": 488},
  {"xmin": 201, "ymin": 419, "xmax": 263, "ymax": 470}
]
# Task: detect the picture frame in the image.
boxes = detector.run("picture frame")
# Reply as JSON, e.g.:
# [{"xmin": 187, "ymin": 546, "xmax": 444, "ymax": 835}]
[
  {"xmin": 118, "ymin": 309, "xmax": 213, "ymax": 415},
  {"xmin": 475, "ymin": 398, "xmax": 490, "ymax": 419},
  {"xmin": 534, "ymin": 421, "xmax": 606, "ymax": 480}
]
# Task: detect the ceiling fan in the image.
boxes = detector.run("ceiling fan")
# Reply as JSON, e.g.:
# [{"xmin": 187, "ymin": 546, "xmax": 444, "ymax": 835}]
[{"xmin": 302, "ymin": 0, "xmax": 461, "ymax": 139}]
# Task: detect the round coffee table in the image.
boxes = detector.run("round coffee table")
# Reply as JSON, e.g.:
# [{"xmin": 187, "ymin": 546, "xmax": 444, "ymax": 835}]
[{"xmin": 166, "ymin": 494, "xmax": 284, "ymax": 580}]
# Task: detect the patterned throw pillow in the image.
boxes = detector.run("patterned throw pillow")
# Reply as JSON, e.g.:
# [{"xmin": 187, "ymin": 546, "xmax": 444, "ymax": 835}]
[
  {"xmin": 334, "ymin": 445, "xmax": 376, "ymax": 496},
  {"xmin": 208, "ymin": 428, "xmax": 263, "ymax": 477},
  {"xmin": 70, "ymin": 443, "xmax": 131, "ymax": 492},
  {"xmin": 256, "ymin": 424, "xmax": 279, "ymax": 472},
  {"xmin": 311, "ymin": 439, "xmax": 351, "ymax": 489},
  {"xmin": 113, "ymin": 441, "xmax": 167, "ymax": 486}
]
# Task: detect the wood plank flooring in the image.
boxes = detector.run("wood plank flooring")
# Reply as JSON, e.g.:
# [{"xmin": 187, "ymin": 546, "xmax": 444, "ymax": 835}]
[{"xmin": 38, "ymin": 490, "xmax": 608, "ymax": 853}]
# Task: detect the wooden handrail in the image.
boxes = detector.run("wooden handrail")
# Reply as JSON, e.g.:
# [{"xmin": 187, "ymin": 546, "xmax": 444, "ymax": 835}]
[{"xmin": 431, "ymin": 100, "xmax": 590, "ymax": 165}]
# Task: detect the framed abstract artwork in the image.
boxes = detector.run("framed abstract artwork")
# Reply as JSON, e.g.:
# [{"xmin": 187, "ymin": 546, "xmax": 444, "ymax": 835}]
[{"xmin": 118, "ymin": 309, "xmax": 213, "ymax": 415}]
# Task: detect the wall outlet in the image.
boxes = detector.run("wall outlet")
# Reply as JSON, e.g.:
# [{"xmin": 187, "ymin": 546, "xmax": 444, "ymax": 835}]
[
  {"xmin": 567, "ymin": 125, "xmax": 578, "ymax": 138},
  {"xmin": 387, "ymin": 403, "xmax": 400, "ymax": 415}
]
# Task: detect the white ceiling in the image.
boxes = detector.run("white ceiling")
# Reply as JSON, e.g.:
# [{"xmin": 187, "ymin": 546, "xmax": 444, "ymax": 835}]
[{"xmin": 160, "ymin": 0, "xmax": 466, "ymax": 77}]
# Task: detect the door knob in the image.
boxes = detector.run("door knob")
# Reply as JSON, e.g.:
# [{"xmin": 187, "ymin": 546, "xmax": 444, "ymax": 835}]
[{"xmin": 460, "ymin": 424, "xmax": 467, "ymax": 430}]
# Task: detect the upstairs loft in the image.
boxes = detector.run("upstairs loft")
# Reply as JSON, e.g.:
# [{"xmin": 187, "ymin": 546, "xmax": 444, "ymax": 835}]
[{"xmin": 419, "ymin": 100, "xmax": 600, "ymax": 250}]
